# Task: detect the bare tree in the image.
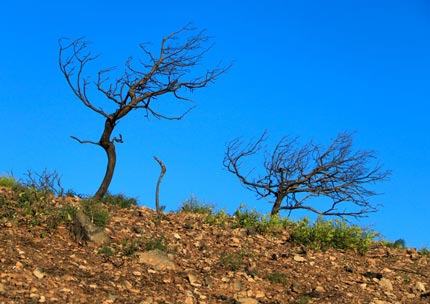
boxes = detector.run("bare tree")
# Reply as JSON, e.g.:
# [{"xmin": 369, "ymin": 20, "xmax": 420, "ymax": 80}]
[
  {"xmin": 59, "ymin": 26, "xmax": 228, "ymax": 200},
  {"xmin": 224, "ymin": 132, "xmax": 390, "ymax": 217}
]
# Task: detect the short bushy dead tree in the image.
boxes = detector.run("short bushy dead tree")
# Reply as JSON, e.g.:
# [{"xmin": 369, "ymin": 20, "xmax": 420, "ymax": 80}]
[
  {"xmin": 224, "ymin": 132, "xmax": 390, "ymax": 217},
  {"xmin": 59, "ymin": 26, "xmax": 228, "ymax": 200}
]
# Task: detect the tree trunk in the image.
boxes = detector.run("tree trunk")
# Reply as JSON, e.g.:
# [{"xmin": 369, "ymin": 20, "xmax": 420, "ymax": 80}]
[
  {"xmin": 271, "ymin": 195, "xmax": 283, "ymax": 216},
  {"xmin": 93, "ymin": 119, "xmax": 117, "ymax": 200},
  {"xmin": 94, "ymin": 143, "xmax": 116, "ymax": 200}
]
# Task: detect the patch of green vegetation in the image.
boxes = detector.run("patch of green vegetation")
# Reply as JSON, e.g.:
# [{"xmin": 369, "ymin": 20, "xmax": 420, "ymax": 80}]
[
  {"xmin": 121, "ymin": 238, "xmax": 140, "ymax": 256},
  {"xmin": 179, "ymin": 195, "xmax": 214, "ymax": 214},
  {"xmin": 98, "ymin": 245, "xmax": 115, "ymax": 256},
  {"xmin": 0, "ymin": 175, "xmax": 18, "ymax": 188},
  {"xmin": 232, "ymin": 204, "xmax": 292, "ymax": 234},
  {"xmin": 218, "ymin": 252, "xmax": 244, "ymax": 271},
  {"xmin": 419, "ymin": 248, "xmax": 429, "ymax": 256},
  {"xmin": 204, "ymin": 208, "xmax": 230, "ymax": 227},
  {"xmin": 103, "ymin": 192, "xmax": 138, "ymax": 209},
  {"xmin": 0, "ymin": 170, "xmax": 79, "ymax": 231},
  {"xmin": 144, "ymin": 236, "xmax": 168, "ymax": 252},
  {"xmin": 80, "ymin": 199, "xmax": 109, "ymax": 227},
  {"xmin": 290, "ymin": 217, "xmax": 378, "ymax": 252},
  {"xmin": 382, "ymin": 238, "xmax": 406, "ymax": 249},
  {"xmin": 266, "ymin": 272, "xmax": 288, "ymax": 285},
  {"xmin": 292, "ymin": 295, "xmax": 312, "ymax": 304}
]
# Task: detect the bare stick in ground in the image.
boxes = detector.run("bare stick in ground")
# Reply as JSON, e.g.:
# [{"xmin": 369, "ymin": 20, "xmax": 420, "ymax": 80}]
[{"xmin": 154, "ymin": 156, "xmax": 166, "ymax": 218}]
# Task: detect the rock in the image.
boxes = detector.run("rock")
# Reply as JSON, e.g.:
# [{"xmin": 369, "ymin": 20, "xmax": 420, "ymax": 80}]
[
  {"xmin": 232, "ymin": 279, "xmax": 242, "ymax": 291},
  {"xmin": 187, "ymin": 273, "xmax": 201, "ymax": 287},
  {"xmin": 33, "ymin": 268, "xmax": 45, "ymax": 279},
  {"xmin": 137, "ymin": 249, "xmax": 177, "ymax": 270},
  {"xmin": 236, "ymin": 297, "xmax": 259, "ymax": 304},
  {"xmin": 372, "ymin": 300, "xmax": 390, "ymax": 304},
  {"xmin": 314, "ymin": 286, "xmax": 325, "ymax": 293},
  {"xmin": 255, "ymin": 290, "xmax": 265, "ymax": 298},
  {"xmin": 71, "ymin": 211, "xmax": 110, "ymax": 245},
  {"xmin": 230, "ymin": 237, "xmax": 241, "ymax": 247},
  {"xmin": 415, "ymin": 281, "xmax": 426, "ymax": 292},
  {"xmin": 0, "ymin": 283, "xmax": 5, "ymax": 294},
  {"xmin": 378, "ymin": 278, "xmax": 393, "ymax": 291},
  {"xmin": 293, "ymin": 255, "xmax": 306, "ymax": 262}
]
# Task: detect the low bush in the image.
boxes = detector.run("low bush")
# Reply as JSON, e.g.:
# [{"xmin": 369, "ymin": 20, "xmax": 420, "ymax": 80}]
[
  {"xmin": 218, "ymin": 252, "xmax": 244, "ymax": 271},
  {"xmin": 80, "ymin": 199, "xmax": 109, "ymax": 227},
  {"xmin": 0, "ymin": 175, "xmax": 18, "ymax": 188},
  {"xmin": 232, "ymin": 204, "xmax": 292, "ymax": 234},
  {"xmin": 103, "ymin": 192, "xmax": 138, "ymax": 209},
  {"xmin": 144, "ymin": 236, "xmax": 168, "ymax": 252},
  {"xmin": 290, "ymin": 217, "xmax": 377, "ymax": 252},
  {"xmin": 266, "ymin": 272, "xmax": 288, "ymax": 285},
  {"xmin": 121, "ymin": 238, "xmax": 140, "ymax": 256},
  {"xmin": 204, "ymin": 209, "xmax": 230, "ymax": 227},
  {"xmin": 179, "ymin": 195, "xmax": 214, "ymax": 214}
]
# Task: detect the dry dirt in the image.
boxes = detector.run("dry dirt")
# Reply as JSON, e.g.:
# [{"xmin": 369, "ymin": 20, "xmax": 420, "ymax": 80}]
[{"xmin": 0, "ymin": 195, "xmax": 429, "ymax": 304}]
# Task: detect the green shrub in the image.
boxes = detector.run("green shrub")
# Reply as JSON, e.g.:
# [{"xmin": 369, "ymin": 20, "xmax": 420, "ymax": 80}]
[
  {"xmin": 233, "ymin": 204, "xmax": 292, "ymax": 234},
  {"xmin": 218, "ymin": 252, "xmax": 244, "ymax": 271},
  {"xmin": 144, "ymin": 236, "xmax": 168, "ymax": 252},
  {"xmin": 179, "ymin": 195, "xmax": 214, "ymax": 214},
  {"xmin": 0, "ymin": 176, "xmax": 18, "ymax": 188},
  {"xmin": 419, "ymin": 248, "xmax": 429, "ymax": 256},
  {"xmin": 266, "ymin": 272, "xmax": 288, "ymax": 285},
  {"xmin": 98, "ymin": 245, "xmax": 115, "ymax": 256},
  {"xmin": 381, "ymin": 238, "xmax": 406, "ymax": 249},
  {"xmin": 103, "ymin": 192, "xmax": 138, "ymax": 209},
  {"xmin": 233, "ymin": 204, "xmax": 261, "ymax": 230},
  {"xmin": 204, "ymin": 208, "xmax": 230, "ymax": 226},
  {"xmin": 290, "ymin": 217, "xmax": 377, "ymax": 252},
  {"xmin": 122, "ymin": 238, "xmax": 139, "ymax": 256},
  {"xmin": 80, "ymin": 199, "xmax": 109, "ymax": 227}
]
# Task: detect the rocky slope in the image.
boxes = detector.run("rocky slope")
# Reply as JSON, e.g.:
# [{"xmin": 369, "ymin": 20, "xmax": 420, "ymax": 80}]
[{"xmin": 0, "ymin": 195, "xmax": 429, "ymax": 304}]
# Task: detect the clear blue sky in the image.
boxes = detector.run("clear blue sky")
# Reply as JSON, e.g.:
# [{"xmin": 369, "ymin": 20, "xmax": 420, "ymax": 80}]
[{"xmin": 1, "ymin": 1, "xmax": 429, "ymax": 248}]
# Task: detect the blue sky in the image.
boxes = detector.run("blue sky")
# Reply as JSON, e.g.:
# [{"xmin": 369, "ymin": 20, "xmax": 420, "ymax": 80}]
[{"xmin": 1, "ymin": 1, "xmax": 429, "ymax": 248}]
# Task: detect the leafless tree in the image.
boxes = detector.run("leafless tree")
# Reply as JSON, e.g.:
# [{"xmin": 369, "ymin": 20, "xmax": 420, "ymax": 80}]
[
  {"xmin": 59, "ymin": 26, "xmax": 228, "ymax": 200},
  {"xmin": 224, "ymin": 132, "xmax": 390, "ymax": 217}
]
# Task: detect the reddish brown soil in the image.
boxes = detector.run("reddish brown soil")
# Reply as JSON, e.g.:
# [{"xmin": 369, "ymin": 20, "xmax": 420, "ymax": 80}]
[{"xmin": 0, "ymin": 194, "xmax": 429, "ymax": 303}]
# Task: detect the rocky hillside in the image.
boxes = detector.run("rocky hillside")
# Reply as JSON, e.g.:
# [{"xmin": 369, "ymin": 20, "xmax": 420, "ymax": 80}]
[{"xmin": 0, "ymin": 188, "xmax": 429, "ymax": 304}]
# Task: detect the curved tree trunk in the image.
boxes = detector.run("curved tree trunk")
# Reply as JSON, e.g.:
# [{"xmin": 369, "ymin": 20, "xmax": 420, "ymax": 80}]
[
  {"xmin": 271, "ymin": 195, "xmax": 284, "ymax": 216},
  {"xmin": 94, "ymin": 143, "xmax": 116, "ymax": 200},
  {"xmin": 93, "ymin": 119, "xmax": 117, "ymax": 200}
]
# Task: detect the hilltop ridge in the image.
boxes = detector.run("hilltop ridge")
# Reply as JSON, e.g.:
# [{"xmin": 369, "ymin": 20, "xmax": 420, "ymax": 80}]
[{"xmin": 0, "ymin": 186, "xmax": 429, "ymax": 303}]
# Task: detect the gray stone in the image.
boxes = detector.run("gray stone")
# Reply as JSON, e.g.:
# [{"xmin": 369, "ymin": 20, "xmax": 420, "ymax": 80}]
[
  {"xmin": 293, "ymin": 255, "xmax": 306, "ymax": 262},
  {"xmin": 378, "ymin": 278, "xmax": 393, "ymax": 291},
  {"xmin": 137, "ymin": 249, "xmax": 177, "ymax": 270},
  {"xmin": 70, "ymin": 211, "xmax": 110, "ymax": 245},
  {"xmin": 236, "ymin": 297, "xmax": 259, "ymax": 304},
  {"xmin": 415, "ymin": 281, "xmax": 426, "ymax": 292}
]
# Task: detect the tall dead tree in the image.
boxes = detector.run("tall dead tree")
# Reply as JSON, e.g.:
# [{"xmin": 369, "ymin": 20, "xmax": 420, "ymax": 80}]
[
  {"xmin": 59, "ymin": 26, "xmax": 228, "ymax": 200},
  {"xmin": 224, "ymin": 132, "xmax": 390, "ymax": 217}
]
